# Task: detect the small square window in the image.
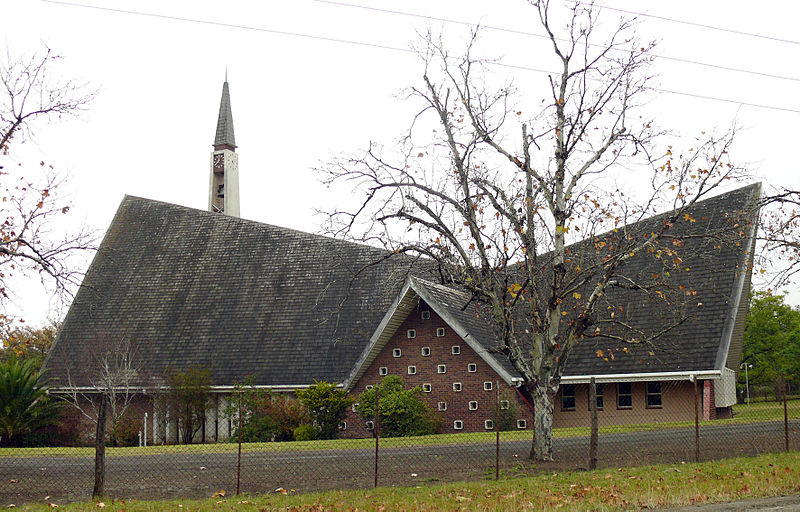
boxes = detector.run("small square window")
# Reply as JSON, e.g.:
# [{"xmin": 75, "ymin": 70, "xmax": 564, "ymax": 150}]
[
  {"xmin": 352, "ymin": 402, "xmax": 359, "ymax": 412},
  {"xmin": 338, "ymin": 421, "xmax": 347, "ymax": 430},
  {"xmin": 407, "ymin": 329, "xmax": 416, "ymax": 339},
  {"xmin": 617, "ymin": 382, "xmax": 633, "ymax": 409},
  {"xmin": 422, "ymin": 383, "xmax": 432, "ymax": 393},
  {"xmin": 468, "ymin": 401, "xmax": 478, "ymax": 411},
  {"xmin": 421, "ymin": 310, "xmax": 430, "ymax": 320},
  {"xmin": 393, "ymin": 348, "xmax": 402, "ymax": 358},
  {"xmin": 646, "ymin": 381, "xmax": 662, "ymax": 408},
  {"xmin": 365, "ymin": 384, "xmax": 374, "ymax": 390},
  {"xmin": 453, "ymin": 382, "xmax": 462, "ymax": 392},
  {"xmin": 561, "ymin": 384, "xmax": 576, "ymax": 411},
  {"xmin": 365, "ymin": 421, "xmax": 374, "ymax": 430},
  {"xmin": 437, "ymin": 364, "xmax": 447, "ymax": 374},
  {"xmin": 485, "ymin": 419, "xmax": 494, "ymax": 430},
  {"xmin": 451, "ymin": 345, "xmax": 461, "ymax": 355},
  {"xmin": 517, "ymin": 419, "xmax": 527, "ymax": 429},
  {"xmin": 500, "ymin": 400, "xmax": 510, "ymax": 410},
  {"xmin": 467, "ymin": 363, "xmax": 477, "ymax": 373},
  {"xmin": 438, "ymin": 401, "xmax": 447, "ymax": 411},
  {"xmin": 379, "ymin": 367, "xmax": 388, "ymax": 376},
  {"xmin": 436, "ymin": 327, "xmax": 446, "ymax": 337},
  {"xmin": 407, "ymin": 365, "xmax": 417, "ymax": 375},
  {"xmin": 453, "ymin": 420, "xmax": 463, "ymax": 430},
  {"xmin": 421, "ymin": 347, "xmax": 431, "ymax": 356},
  {"xmin": 483, "ymin": 381, "xmax": 493, "ymax": 391}
]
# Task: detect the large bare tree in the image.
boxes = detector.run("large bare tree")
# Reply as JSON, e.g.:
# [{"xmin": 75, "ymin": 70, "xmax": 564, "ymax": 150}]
[
  {"xmin": 320, "ymin": 1, "xmax": 750, "ymax": 460},
  {"xmin": 0, "ymin": 46, "xmax": 95, "ymax": 315}
]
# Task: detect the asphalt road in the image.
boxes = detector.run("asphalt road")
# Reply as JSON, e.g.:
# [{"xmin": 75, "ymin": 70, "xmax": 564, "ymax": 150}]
[{"xmin": 2, "ymin": 419, "xmax": 798, "ymax": 505}]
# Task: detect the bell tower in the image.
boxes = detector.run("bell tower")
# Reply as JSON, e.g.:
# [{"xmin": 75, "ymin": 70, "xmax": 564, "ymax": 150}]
[{"xmin": 209, "ymin": 80, "xmax": 240, "ymax": 217}]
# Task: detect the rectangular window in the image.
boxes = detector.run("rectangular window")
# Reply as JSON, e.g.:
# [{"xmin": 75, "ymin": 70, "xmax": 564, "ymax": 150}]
[
  {"xmin": 484, "ymin": 419, "xmax": 494, "ymax": 430},
  {"xmin": 617, "ymin": 382, "xmax": 633, "ymax": 409},
  {"xmin": 438, "ymin": 401, "xmax": 447, "ymax": 411},
  {"xmin": 407, "ymin": 329, "xmax": 416, "ymax": 339},
  {"xmin": 421, "ymin": 310, "xmax": 430, "ymax": 320},
  {"xmin": 379, "ymin": 367, "xmax": 388, "ymax": 376},
  {"xmin": 407, "ymin": 365, "xmax": 417, "ymax": 375},
  {"xmin": 338, "ymin": 421, "xmax": 347, "ymax": 430},
  {"xmin": 646, "ymin": 381, "xmax": 663, "ymax": 408},
  {"xmin": 352, "ymin": 403, "xmax": 359, "ymax": 413},
  {"xmin": 517, "ymin": 419, "xmax": 527, "ymax": 429},
  {"xmin": 468, "ymin": 401, "xmax": 478, "ymax": 411},
  {"xmin": 588, "ymin": 383, "xmax": 604, "ymax": 410},
  {"xmin": 393, "ymin": 348, "xmax": 402, "ymax": 358},
  {"xmin": 451, "ymin": 345, "xmax": 461, "ymax": 355},
  {"xmin": 483, "ymin": 381, "xmax": 493, "ymax": 391},
  {"xmin": 437, "ymin": 364, "xmax": 447, "ymax": 374},
  {"xmin": 365, "ymin": 384, "xmax": 374, "ymax": 390},
  {"xmin": 453, "ymin": 382, "xmax": 462, "ymax": 392},
  {"xmin": 421, "ymin": 347, "xmax": 431, "ymax": 356},
  {"xmin": 365, "ymin": 421, "xmax": 374, "ymax": 430},
  {"xmin": 467, "ymin": 363, "xmax": 477, "ymax": 373},
  {"xmin": 422, "ymin": 383, "xmax": 432, "ymax": 393},
  {"xmin": 436, "ymin": 327, "xmax": 446, "ymax": 337},
  {"xmin": 499, "ymin": 400, "xmax": 510, "ymax": 410},
  {"xmin": 453, "ymin": 420, "xmax": 463, "ymax": 430},
  {"xmin": 561, "ymin": 384, "xmax": 576, "ymax": 411}
]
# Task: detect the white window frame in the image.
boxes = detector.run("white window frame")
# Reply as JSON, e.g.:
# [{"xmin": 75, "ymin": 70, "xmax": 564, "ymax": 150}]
[
  {"xmin": 484, "ymin": 419, "xmax": 494, "ymax": 430},
  {"xmin": 438, "ymin": 401, "xmax": 447, "ymax": 411},
  {"xmin": 407, "ymin": 365, "xmax": 417, "ymax": 375},
  {"xmin": 453, "ymin": 420, "xmax": 463, "ymax": 430},
  {"xmin": 499, "ymin": 400, "xmax": 510, "ymax": 410},
  {"xmin": 436, "ymin": 327, "xmax": 446, "ymax": 337},
  {"xmin": 421, "ymin": 346, "xmax": 431, "ymax": 356},
  {"xmin": 452, "ymin": 382, "xmax": 462, "ymax": 392},
  {"xmin": 365, "ymin": 421, "xmax": 374, "ymax": 430},
  {"xmin": 467, "ymin": 363, "xmax": 477, "ymax": 373},
  {"xmin": 365, "ymin": 384, "xmax": 374, "ymax": 390},
  {"xmin": 451, "ymin": 345, "xmax": 461, "ymax": 355},
  {"xmin": 422, "ymin": 383, "xmax": 432, "ymax": 393},
  {"xmin": 483, "ymin": 381, "xmax": 493, "ymax": 391},
  {"xmin": 468, "ymin": 401, "xmax": 478, "ymax": 411},
  {"xmin": 517, "ymin": 419, "xmax": 527, "ymax": 429},
  {"xmin": 379, "ymin": 367, "xmax": 388, "ymax": 376},
  {"xmin": 407, "ymin": 329, "xmax": 416, "ymax": 339},
  {"xmin": 338, "ymin": 421, "xmax": 347, "ymax": 430},
  {"xmin": 421, "ymin": 310, "xmax": 430, "ymax": 320},
  {"xmin": 437, "ymin": 364, "xmax": 447, "ymax": 374},
  {"xmin": 352, "ymin": 403, "xmax": 359, "ymax": 413},
  {"xmin": 393, "ymin": 348, "xmax": 402, "ymax": 358}
]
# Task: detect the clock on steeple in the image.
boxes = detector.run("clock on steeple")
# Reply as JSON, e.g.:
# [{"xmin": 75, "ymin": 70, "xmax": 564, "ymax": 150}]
[{"xmin": 208, "ymin": 80, "xmax": 240, "ymax": 217}]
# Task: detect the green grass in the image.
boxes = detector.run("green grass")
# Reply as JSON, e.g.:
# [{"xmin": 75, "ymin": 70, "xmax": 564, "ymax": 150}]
[
  {"xmin": 2, "ymin": 399, "xmax": 796, "ymax": 458},
  {"xmin": 12, "ymin": 451, "xmax": 800, "ymax": 511}
]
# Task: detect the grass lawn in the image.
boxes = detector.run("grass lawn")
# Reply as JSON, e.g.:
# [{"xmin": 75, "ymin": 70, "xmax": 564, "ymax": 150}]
[
  {"xmin": 2, "ymin": 399, "xmax": 796, "ymax": 458},
  {"xmin": 11, "ymin": 451, "xmax": 800, "ymax": 511}
]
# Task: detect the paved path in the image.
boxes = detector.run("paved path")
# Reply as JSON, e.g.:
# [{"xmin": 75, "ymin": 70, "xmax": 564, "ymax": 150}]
[{"xmin": 660, "ymin": 494, "xmax": 800, "ymax": 511}]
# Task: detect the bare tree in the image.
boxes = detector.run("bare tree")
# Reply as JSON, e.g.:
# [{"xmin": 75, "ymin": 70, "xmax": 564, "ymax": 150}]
[
  {"xmin": 0, "ymin": 46, "xmax": 96, "ymax": 314},
  {"xmin": 756, "ymin": 189, "xmax": 800, "ymax": 289},
  {"xmin": 320, "ymin": 1, "xmax": 750, "ymax": 460},
  {"xmin": 56, "ymin": 336, "xmax": 141, "ymax": 498}
]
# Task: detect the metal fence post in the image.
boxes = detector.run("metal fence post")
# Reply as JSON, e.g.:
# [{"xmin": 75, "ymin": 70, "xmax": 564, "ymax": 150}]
[
  {"xmin": 236, "ymin": 389, "xmax": 242, "ymax": 495},
  {"xmin": 374, "ymin": 384, "xmax": 380, "ymax": 488},
  {"xmin": 589, "ymin": 377, "xmax": 598, "ymax": 470},
  {"xmin": 783, "ymin": 373, "xmax": 790, "ymax": 453},
  {"xmin": 495, "ymin": 381, "xmax": 500, "ymax": 480},
  {"xmin": 693, "ymin": 376, "xmax": 700, "ymax": 462}
]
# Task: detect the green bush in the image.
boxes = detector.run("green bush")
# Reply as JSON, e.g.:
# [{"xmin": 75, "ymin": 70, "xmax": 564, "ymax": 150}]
[
  {"xmin": 293, "ymin": 423, "xmax": 318, "ymax": 441},
  {"xmin": 228, "ymin": 381, "xmax": 309, "ymax": 442},
  {"xmin": 495, "ymin": 390, "xmax": 519, "ymax": 431},
  {"xmin": 356, "ymin": 375, "xmax": 438, "ymax": 437},
  {"xmin": 295, "ymin": 381, "xmax": 353, "ymax": 440},
  {"xmin": 0, "ymin": 357, "xmax": 59, "ymax": 446}
]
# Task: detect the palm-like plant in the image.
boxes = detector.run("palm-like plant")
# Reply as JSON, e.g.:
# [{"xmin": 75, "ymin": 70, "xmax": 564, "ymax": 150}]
[{"xmin": 0, "ymin": 357, "xmax": 59, "ymax": 445}]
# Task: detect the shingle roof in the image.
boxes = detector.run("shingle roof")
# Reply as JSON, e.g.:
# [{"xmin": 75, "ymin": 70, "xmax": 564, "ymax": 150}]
[{"xmin": 44, "ymin": 184, "xmax": 759, "ymax": 389}]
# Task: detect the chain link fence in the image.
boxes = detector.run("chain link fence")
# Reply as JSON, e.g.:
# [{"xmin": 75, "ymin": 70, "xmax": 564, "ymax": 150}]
[{"xmin": 2, "ymin": 376, "xmax": 798, "ymax": 506}]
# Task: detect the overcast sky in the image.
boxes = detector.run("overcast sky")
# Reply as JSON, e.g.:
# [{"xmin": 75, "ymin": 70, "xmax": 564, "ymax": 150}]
[{"xmin": 2, "ymin": 0, "xmax": 799, "ymax": 325}]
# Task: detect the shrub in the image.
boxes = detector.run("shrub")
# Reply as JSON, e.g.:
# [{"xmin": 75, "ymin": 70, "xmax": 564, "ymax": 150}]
[
  {"xmin": 356, "ymin": 375, "xmax": 438, "ymax": 437},
  {"xmin": 293, "ymin": 423, "xmax": 318, "ymax": 441},
  {"xmin": 495, "ymin": 390, "xmax": 520, "ymax": 431},
  {"xmin": 229, "ymin": 382, "xmax": 309, "ymax": 442},
  {"xmin": 0, "ymin": 357, "xmax": 60, "ymax": 446},
  {"xmin": 295, "ymin": 381, "xmax": 353, "ymax": 440}
]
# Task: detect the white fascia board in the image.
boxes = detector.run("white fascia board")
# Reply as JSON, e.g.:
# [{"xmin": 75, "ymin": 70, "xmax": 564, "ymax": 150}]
[
  {"xmin": 342, "ymin": 279, "xmax": 416, "ymax": 391},
  {"xmin": 49, "ymin": 384, "xmax": 330, "ymax": 395},
  {"xmin": 560, "ymin": 370, "xmax": 722, "ymax": 384},
  {"xmin": 411, "ymin": 281, "xmax": 517, "ymax": 387}
]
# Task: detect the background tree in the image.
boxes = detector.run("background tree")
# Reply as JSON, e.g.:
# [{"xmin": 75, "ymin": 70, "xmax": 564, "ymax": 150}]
[
  {"xmin": 740, "ymin": 292, "xmax": 800, "ymax": 399},
  {"xmin": 0, "ymin": 321, "xmax": 59, "ymax": 369},
  {"xmin": 0, "ymin": 46, "xmax": 95, "ymax": 316},
  {"xmin": 756, "ymin": 189, "xmax": 800, "ymax": 291},
  {"xmin": 157, "ymin": 365, "xmax": 211, "ymax": 444},
  {"xmin": 296, "ymin": 380, "xmax": 353, "ymax": 440},
  {"xmin": 321, "ymin": 1, "xmax": 748, "ymax": 460},
  {"xmin": 356, "ymin": 375, "xmax": 438, "ymax": 437},
  {"xmin": 227, "ymin": 379, "xmax": 309, "ymax": 443},
  {"xmin": 0, "ymin": 356, "xmax": 59, "ymax": 446}
]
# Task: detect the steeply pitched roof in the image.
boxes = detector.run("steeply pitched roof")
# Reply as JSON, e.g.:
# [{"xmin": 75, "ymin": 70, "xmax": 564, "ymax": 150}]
[
  {"xmin": 44, "ymin": 184, "xmax": 759, "ymax": 390},
  {"xmin": 214, "ymin": 81, "xmax": 236, "ymax": 149}
]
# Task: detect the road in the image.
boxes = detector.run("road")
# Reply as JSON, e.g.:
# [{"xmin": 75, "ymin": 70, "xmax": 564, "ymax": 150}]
[{"xmin": 2, "ymin": 419, "xmax": 798, "ymax": 505}]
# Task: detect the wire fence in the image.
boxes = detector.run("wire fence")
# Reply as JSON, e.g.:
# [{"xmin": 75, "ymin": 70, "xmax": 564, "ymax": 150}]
[{"xmin": 2, "ymin": 376, "xmax": 798, "ymax": 506}]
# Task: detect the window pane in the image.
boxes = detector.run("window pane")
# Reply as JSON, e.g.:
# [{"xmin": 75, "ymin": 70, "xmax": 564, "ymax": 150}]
[{"xmin": 562, "ymin": 384, "xmax": 576, "ymax": 410}]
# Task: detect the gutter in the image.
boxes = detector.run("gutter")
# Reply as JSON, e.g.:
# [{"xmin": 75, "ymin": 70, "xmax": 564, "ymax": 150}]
[{"xmin": 49, "ymin": 383, "xmax": 337, "ymax": 395}]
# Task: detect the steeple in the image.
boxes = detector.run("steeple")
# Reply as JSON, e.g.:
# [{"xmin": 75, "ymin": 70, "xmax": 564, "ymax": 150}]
[
  {"xmin": 214, "ymin": 81, "xmax": 236, "ymax": 151},
  {"xmin": 209, "ymin": 80, "xmax": 240, "ymax": 217}
]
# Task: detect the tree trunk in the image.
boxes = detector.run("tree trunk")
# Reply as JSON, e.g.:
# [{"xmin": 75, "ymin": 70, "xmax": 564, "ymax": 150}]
[
  {"xmin": 529, "ymin": 382, "xmax": 556, "ymax": 461},
  {"xmin": 93, "ymin": 395, "xmax": 108, "ymax": 498}
]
